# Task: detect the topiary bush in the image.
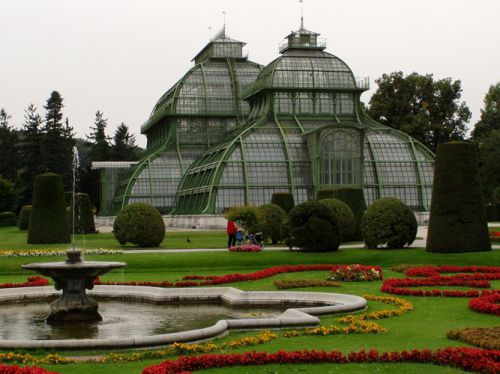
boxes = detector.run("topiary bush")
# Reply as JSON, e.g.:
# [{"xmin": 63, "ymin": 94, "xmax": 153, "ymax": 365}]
[
  {"xmin": 226, "ymin": 205, "xmax": 260, "ymax": 233},
  {"xmin": 67, "ymin": 193, "xmax": 96, "ymax": 234},
  {"xmin": 113, "ymin": 203, "xmax": 165, "ymax": 247},
  {"xmin": 317, "ymin": 187, "xmax": 366, "ymax": 241},
  {"xmin": 318, "ymin": 198, "xmax": 355, "ymax": 243},
  {"xmin": 426, "ymin": 142, "xmax": 491, "ymax": 253},
  {"xmin": 287, "ymin": 201, "xmax": 341, "ymax": 252},
  {"xmin": 18, "ymin": 205, "xmax": 32, "ymax": 230},
  {"xmin": 0, "ymin": 211, "xmax": 16, "ymax": 227},
  {"xmin": 362, "ymin": 197, "xmax": 417, "ymax": 249},
  {"xmin": 257, "ymin": 203, "xmax": 287, "ymax": 244},
  {"xmin": 271, "ymin": 192, "xmax": 295, "ymax": 214},
  {"xmin": 28, "ymin": 173, "xmax": 70, "ymax": 244}
]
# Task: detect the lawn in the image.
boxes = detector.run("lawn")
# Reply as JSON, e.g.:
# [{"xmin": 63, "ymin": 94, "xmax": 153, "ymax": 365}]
[{"xmin": 0, "ymin": 227, "xmax": 498, "ymax": 373}]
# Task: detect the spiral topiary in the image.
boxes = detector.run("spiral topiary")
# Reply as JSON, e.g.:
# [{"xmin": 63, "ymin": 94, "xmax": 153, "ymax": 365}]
[
  {"xmin": 287, "ymin": 201, "xmax": 341, "ymax": 252},
  {"xmin": 362, "ymin": 197, "xmax": 417, "ymax": 249},
  {"xmin": 318, "ymin": 198, "xmax": 355, "ymax": 242},
  {"xmin": 113, "ymin": 203, "xmax": 165, "ymax": 247},
  {"xmin": 257, "ymin": 203, "xmax": 287, "ymax": 244}
]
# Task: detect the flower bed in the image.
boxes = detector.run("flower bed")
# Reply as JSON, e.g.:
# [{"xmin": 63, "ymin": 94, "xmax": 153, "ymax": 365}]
[
  {"xmin": 228, "ymin": 244, "xmax": 262, "ymax": 252},
  {"xmin": 0, "ymin": 365, "xmax": 58, "ymax": 374},
  {"xmin": 0, "ymin": 277, "xmax": 48, "ymax": 289},
  {"xmin": 447, "ymin": 327, "xmax": 500, "ymax": 350},
  {"xmin": 327, "ymin": 264, "xmax": 383, "ymax": 282},
  {"xmin": 469, "ymin": 290, "xmax": 500, "ymax": 316},
  {"xmin": 0, "ymin": 248, "xmax": 123, "ymax": 257},
  {"xmin": 405, "ymin": 266, "xmax": 500, "ymax": 280},
  {"xmin": 142, "ymin": 347, "xmax": 500, "ymax": 374},
  {"xmin": 273, "ymin": 279, "xmax": 341, "ymax": 289}
]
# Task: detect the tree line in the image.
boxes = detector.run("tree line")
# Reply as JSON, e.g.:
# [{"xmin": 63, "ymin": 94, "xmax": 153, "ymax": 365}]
[{"xmin": 0, "ymin": 90, "xmax": 142, "ymax": 212}]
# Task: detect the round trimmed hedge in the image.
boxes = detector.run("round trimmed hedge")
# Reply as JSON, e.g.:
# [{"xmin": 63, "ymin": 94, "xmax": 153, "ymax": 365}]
[
  {"xmin": 362, "ymin": 197, "xmax": 417, "ymax": 249},
  {"xmin": 318, "ymin": 198, "xmax": 355, "ymax": 242},
  {"xmin": 271, "ymin": 192, "xmax": 295, "ymax": 214},
  {"xmin": 18, "ymin": 205, "xmax": 32, "ymax": 230},
  {"xmin": 426, "ymin": 142, "xmax": 491, "ymax": 253},
  {"xmin": 226, "ymin": 205, "xmax": 260, "ymax": 233},
  {"xmin": 0, "ymin": 211, "xmax": 16, "ymax": 227},
  {"xmin": 257, "ymin": 203, "xmax": 287, "ymax": 244},
  {"xmin": 28, "ymin": 173, "xmax": 70, "ymax": 244},
  {"xmin": 287, "ymin": 201, "xmax": 341, "ymax": 252},
  {"xmin": 67, "ymin": 193, "xmax": 96, "ymax": 234},
  {"xmin": 113, "ymin": 203, "xmax": 165, "ymax": 247}
]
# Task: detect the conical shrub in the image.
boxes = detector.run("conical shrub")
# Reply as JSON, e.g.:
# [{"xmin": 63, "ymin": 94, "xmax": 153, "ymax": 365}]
[
  {"xmin": 18, "ymin": 205, "xmax": 32, "ymax": 231},
  {"xmin": 426, "ymin": 142, "xmax": 490, "ymax": 252},
  {"xmin": 67, "ymin": 193, "xmax": 96, "ymax": 234},
  {"xmin": 28, "ymin": 173, "xmax": 70, "ymax": 244}
]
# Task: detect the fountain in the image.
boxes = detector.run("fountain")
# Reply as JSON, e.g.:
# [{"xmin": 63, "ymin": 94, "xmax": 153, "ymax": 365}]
[{"xmin": 22, "ymin": 147, "xmax": 126, "ymax": 323}]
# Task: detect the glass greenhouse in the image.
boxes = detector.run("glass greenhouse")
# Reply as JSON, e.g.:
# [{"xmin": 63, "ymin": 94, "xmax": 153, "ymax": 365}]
[{"xmin": 98, "ymin": 27, "xmax": 434, "ymax": 216}]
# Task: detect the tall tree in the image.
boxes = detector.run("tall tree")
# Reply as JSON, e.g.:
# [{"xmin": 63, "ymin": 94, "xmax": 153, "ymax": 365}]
[
  {"xmin": 41, "ymin": 91, "xmax": 72, "ymax": 187},
  {"xmin": 111, "ymin": 122, "xmax": 138, "ymax": 161},
  {"xmin": 87, "ymin": 110, "xmax": 110, "ymax": 161},
  {"xmin": 471, "ymin": 82, "xmax": 500, "ymax": 139},
  {"xmin": 367, "ymin": 72, "xmax": 471, "ymax": 152},
  {"xmin": 0, "ymin": 108, "xmax": 19, "ymax": 181},
  {"xmin": 477, "ymin": 129, "xmax": 500, "ymax": 204},
  {"xmin": 17, "ymin": 104, "xmax": 43, "ymax": 205}
]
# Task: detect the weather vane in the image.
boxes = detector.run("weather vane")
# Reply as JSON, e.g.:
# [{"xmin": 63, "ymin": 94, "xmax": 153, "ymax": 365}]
[
  {"xmin": 208, "ymin": 26, "xmax": 212, "ymax": 40},
  {"xmin": 222, "ymin": 11, "xmax": 226, "ymax": 33}
]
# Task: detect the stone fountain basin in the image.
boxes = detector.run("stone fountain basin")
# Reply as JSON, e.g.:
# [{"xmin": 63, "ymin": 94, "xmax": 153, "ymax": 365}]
[{"xmin": 0, "ymin": 285, "xmax": 366, "ymax": 350}]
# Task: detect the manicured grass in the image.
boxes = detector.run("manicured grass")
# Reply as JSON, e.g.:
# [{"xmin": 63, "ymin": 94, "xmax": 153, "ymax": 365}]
[{"xmin": 0, "ymin": 228, "xmax": 498, "ymax": 373}]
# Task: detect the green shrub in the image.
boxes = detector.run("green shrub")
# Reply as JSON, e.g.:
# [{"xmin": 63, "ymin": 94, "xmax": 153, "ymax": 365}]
[
  {"xmin": 0, "ymin": 177, "xmax": 16, "ymax": 212},
  {"xmin": 28, "ymin": 173, "xmax": 70, "ymax": 244},
  {"xmin": 226, "ymin": 205, "xmax": 260, "ymax": 233},
  {"xmin": 67, "ymin": 193, "xmax": 96, "ymax": 234},
  {"xmin": 318, "ymin": 198, "xmax": 355, "ymax": 242},
  {"xmin": 257, "ymin": 204, "xmax": 287, "ymax": 244},
  {"xmin": 113, "ymin": 203, "xmax": 165, "ymax": 247},
  {"xmin": 485, "ymin": 204, "xmax": 500, "ymax": 222},
  {"xmin": 427, "ymin": 142, "xmax": 491, "ymax": 252},
  {"xmin": 317, "ymin": 187, "xmax": 366, "ymax": 240},
  {"xmin": 281, "ymin": 218, "xmax": 292, "ymax": 249},
  {"xmin": 287, "ymin": 201, "xmax": 341, "ymax": 252},
  {"xmin": 362, "ymin": 197, "xmax": 417, "ymax": 249},
  {"xmin": 271, "ymin": 192, "xmax": 295, "ymax": 214},
  {"xmin": 64, "ymin": 191, "xmax": 73, "ymax": 207},
  {"xmin": 0, "ymin": 211, "xmax": 16, "ymax": 227},
  {"xmin": 18, "ymin": 205, "xmax": 32, "ymax": 230}
]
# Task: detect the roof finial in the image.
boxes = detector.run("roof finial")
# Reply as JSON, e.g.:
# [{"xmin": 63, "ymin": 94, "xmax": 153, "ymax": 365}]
[
  {"xmin": 222, "ymin": 11, "xmax": 226, "ymax": 35},
  {"xmin": 208, "ymin": 26, "xmax": 212, "ymax": 40},
  {"xmin": 299, "ymin": 0, "xmax": 304, "ymax": 29}
]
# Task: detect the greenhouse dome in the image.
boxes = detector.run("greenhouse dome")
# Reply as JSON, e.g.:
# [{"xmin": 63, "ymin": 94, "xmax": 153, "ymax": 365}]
[
  {"xmin": 172, "ymin": 27, "xmax": 434, "ymax": 214},
  {"xmin": 108, "ymin": 30, "xmax": 262, "ymax": 214}
]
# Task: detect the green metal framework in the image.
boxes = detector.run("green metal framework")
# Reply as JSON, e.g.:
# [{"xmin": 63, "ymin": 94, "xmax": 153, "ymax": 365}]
[
  {"xmin": 110, "ymin": 30, "xmax": 262, "ymax": 213},
  {"xmin": 172, "ymin": 27, "xmax": 434, "ymax": 214}
]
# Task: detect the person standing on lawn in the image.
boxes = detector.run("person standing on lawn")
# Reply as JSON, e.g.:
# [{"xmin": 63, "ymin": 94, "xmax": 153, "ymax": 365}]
[{"xmin": 227, "ymin": 220, "xmax": 237, "ymax": 248}]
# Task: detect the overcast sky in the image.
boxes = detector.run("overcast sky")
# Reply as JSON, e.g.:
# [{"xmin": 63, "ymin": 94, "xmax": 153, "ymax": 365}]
[{"xmin": 1, "ymin": 0, "xmax": 499, "ymax": 148}]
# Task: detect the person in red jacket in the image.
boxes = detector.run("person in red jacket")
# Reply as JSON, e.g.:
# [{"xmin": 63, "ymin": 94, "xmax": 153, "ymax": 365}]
[{"xmin": 227, "ymin": 220, "xmax": 237, "ymax": 248}]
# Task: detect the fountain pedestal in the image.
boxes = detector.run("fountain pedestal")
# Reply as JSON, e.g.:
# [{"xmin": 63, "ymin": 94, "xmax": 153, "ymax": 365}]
[{"xmin": 22, "ymin": 250, "xmax": 126, "ymax": 323}]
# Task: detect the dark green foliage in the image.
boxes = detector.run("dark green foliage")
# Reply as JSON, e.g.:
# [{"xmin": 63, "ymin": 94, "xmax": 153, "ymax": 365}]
[
  {"xmin": 18, "ymin": 205, "xmax": 32, "ymax": 230},
  {"xmin": 471, "ymin": 82, "xmax": 500, "ymax": 140},
  {"xmin": 362, "ymin": 198, "xmax": 417, "ymax": 249},
  {"xmin": 317, "ymin": 187, "xmax": 366, "ymax": 241},
  {"xmin": 0, "ymin": 109, "xmax": 19, "ymax": 181},
  {"xmin": 426, "ymin": 142, "xmax": 491, "ymax": 252},
  {"xmin": 287, "ymin": 201, "xmax": 341, "ymax": 252},
  {"xmin": 113, "ymin": 203, "xmax": 165, "ymax": 247},
  {"xmin": 111, "ymin": 123, "xmax": 140, "ymax": 161},
  {"xmin": 477, "ymin": 129, "xmax": 500, "ymax": 204},
  {"xmin": 67, "ymin": 193, "xmax": 96, "ymax": 234},
  {"xmin": 257, "ymin": 204, "xmax": 287, "ymax": 244},
  {"xmin": 0, "ymin": 212, "xmax": 16, "ymax": 227},
  {"xmin": 318, "ymin": 198, "xmax": 355, "ymax": 242},
  {"xmin": 87, "ymin": 110, "xmax": 110, "ymax": 161},
  {"xmin": 64, "ymin": 191, "xmax": 73, "ymax": 206},
  {"xmin": 485, "ymin": 204, "xmax": 500, "ymax": 222},
  {"xmin": 28, "ymin": 173, "xmax": 70, "ymax": 244},
  {"xmin": 226, "ymin": 205, "xmax": 260, "ymax": 233},
  {"xmin": 0, "ymin": 177, "xmax": 16, "ymax": 212},
  {"xmin": 271, "ymin": 192, "xmax": 295, "ymax": 214},
  {"xmin": 367, "ymin": 71, "xmax": 471, "ymax": 152}
]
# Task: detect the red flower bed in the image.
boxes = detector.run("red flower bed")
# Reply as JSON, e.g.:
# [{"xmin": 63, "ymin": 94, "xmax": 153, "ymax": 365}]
[
  {"xmin": 228, "ymin": 244, "xmax": 262, "ymax": 252},
  {"xmin": 469, "ymin": 290, "xmax": 500, "ymax": 316},
  {"xmin": 382, "ymin": 265, "xmax": 500, "ymax": 298},
  {"xmin": 0, "ymin": 365, "xmax": 58, "ymax": 374},
  {"xmin": 0, "ymin": 277, "xmax": 48, "ymax": 289},
  {"xmin": 142, "ymin": 347, "xmax": 500, "ymax": 374}
]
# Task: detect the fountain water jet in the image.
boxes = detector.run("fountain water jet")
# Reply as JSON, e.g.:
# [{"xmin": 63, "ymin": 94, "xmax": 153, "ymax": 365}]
[{"xmin": 22, "ymin": 147, "xmax": 126, "ymax": 323}]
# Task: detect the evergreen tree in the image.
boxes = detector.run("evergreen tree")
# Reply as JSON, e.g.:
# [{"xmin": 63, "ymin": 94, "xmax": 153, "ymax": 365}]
[
  {"xmin": 111, "ymin": 122, "xmax": 137, "ymax": 161},
  {"xmin": 0, "ymin": 108, "xmax": 19, "ymax": 181},
  {"xmin": 41, "ymin": 91, "xmax": 71, "ymax": 188},
  {"xmin": 17, "ymin": 104, "xmax": 43, "ymax": 205},
  {"xmin": 87, "ymin": 110, "xmax": 110, "ymax": 161},
  {"xmin": 472, "ymin": 82, "xmax": 500, "ymax": 139},
  {"xmin": 367, "ymin": 72, "xmax": 471, "ymax": 152}
]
